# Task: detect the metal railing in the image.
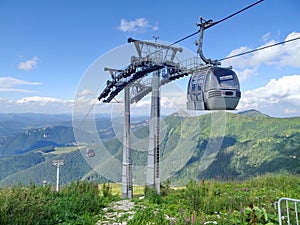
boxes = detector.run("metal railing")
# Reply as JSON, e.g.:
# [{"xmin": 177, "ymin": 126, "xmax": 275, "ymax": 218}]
[{"xmin": 278, "ymin": 197, "xmax": 300, "ymax": 225}]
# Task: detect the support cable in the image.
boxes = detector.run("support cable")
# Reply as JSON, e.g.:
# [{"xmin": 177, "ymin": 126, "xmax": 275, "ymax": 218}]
[
  {"xmin": 78, "ymin": 99, "xmax": 98, "ymax": 128},
  {"xmin": 219, "ymin": 36, "xmax": 300, "ymax": 62},
  {"xmin": 145, "ymin": 0, "xmax": 264, "ymax": 56},
  {"xmin": 210, "ymin": 0, "xmax": 264, "ymax": 28},
  {"xmin": 168, "ymin": 31, "xmax": 200, "ymax": 48},
  {"xmin": 58, "ymin": 99, "xmax": 124, "ymax": 169},
  {"xmin": 58, "ymin": 99, "xmax": 98, "ymax": 166},
  {"xmin": 168, "ymin": 0, "xmax": 264, "ymax": 47}
]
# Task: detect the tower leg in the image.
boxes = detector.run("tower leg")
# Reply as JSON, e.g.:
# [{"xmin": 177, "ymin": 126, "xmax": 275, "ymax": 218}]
[
  {"xmin": 146, "ymin": 70, "xmax": 160, "ymax": 194},
  {"xmin": 122, "ymin": 87, "xmax": 133, "ymax": 198}
]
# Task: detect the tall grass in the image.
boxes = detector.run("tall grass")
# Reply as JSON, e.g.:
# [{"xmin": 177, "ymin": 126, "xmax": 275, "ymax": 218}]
[
  {"xmin": 0, "ymin": 180, "xmax": 117, "ymax": 225},
  {"xmin": 0, "ymin": 175, "xmax": 299, "ymax": 224},
  {"xmin": 131, "ymin": 174, "xmax": 300, "ymax": 224}
]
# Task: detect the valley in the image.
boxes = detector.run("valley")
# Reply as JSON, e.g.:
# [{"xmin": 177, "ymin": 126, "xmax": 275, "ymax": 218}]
[{"xmin": 0, "ymin": 110, "xmax": 299, "ymax": 187}]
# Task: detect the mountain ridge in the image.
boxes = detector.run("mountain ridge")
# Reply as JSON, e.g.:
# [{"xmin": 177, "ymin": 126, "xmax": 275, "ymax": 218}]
[
  {"xmin": 238, "ymin": 109, "xmax": 269, "ymax": 117},
  {"xmin": 0, "ymin": 109, "xmax": 299, "ymax": 186}
]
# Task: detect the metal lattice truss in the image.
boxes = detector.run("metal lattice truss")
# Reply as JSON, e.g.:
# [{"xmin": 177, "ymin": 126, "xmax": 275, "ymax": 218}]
[{"xmin": 98, "ymin": 38, "xmax": 203, "ymax": 104}]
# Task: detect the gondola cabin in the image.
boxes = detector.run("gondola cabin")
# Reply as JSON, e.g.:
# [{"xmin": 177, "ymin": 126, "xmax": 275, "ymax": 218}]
[
  {"xmin": 187, "ymin": 66, "xmax": 241, "ymax": 110},
  {"xmin": 85, "ymin": 148, "xmax": 95, "ymax": 157}
]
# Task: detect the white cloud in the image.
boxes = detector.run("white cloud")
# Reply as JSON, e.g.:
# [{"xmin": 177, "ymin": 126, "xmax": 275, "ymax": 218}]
[
  {"xmin": 117, "ymin": 18, "xmax": 158, "ymax": 33},
  {"xmin": 18, "ymin": 56, "xmax": 39, "ymax": 71},
  {"xmin": 284, "ymin": 108, "xmax": 300, "ymax": 115},
  {"xmin": 16, "ymin": 96, "xmax": 72, "ymax": 105},
  {"xmin": 0, "ymin": 96, "xmax": 74, "ymax": 114},
  {"xmin": 134, "ymin": 98, "xmax": 150, "ymax": 108},
  {"xmin": 153, "ymin": 24, "xmax": 159, "ymax": 31},
  {"xmin": 236, "ymin": 67, "xmax": 258, "ymax": 82},
  {"xmin": 261, "ymin": 32, "xmax": 271, "ymax": 42},
  {"xmin": 223, "ymin": 32, "xmax": 300, "ymax": 81},
  {"xmin": 77, "ymin": 89, "xmax": 96, "ymax": 97},
  {"xmin": 130, "ymin": 92, "xmax": 188, "ymax": 116},
  {"xmin": 74, "ymin": 95, "xmax": 98, "ymax": 106},
  {"xmin": 279, "ymin": 32, "xmax": 300, "ymax": 67},
  {"xmin": 0, "ymin": 77, "xmax": 40, "ymax": 92},
  {"xmin": 237, "ymin": 75, "xmax": 300, "ymax": 114}
]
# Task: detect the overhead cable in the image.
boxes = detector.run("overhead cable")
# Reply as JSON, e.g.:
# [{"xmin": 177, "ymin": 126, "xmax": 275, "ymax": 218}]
[
  {"xmin": 219, "ymin": 36, "xmax": 300, "ymax": 62},
  {"xmin": 167, "ymin": 0, "xmax": 264, "ymax": 48},
  {"xmin": 211, "ymin": 0, "xmax": 264, "ymax": 27}
]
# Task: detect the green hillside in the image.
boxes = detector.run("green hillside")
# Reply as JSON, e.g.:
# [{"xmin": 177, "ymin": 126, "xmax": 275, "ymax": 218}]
[
  {"xmin": 81, "ymin": 111, "xmax": 300, "ymax": 185},
  {"xmin": 0, "ymin": 111, "xmax": 299, "ymax": 187},
  {"xmin": 169, "ymin": 112, "xmax": 300, "ymax": 184},
  {"xmin": 0, "ymin": 149, "xmax": 110, "ymax": 187},
  {"xmin": 0, "ymin": 126, "xmax": 76, "ymax": 156},
  {"xmin": 0, "ymin": 151, "xmax": 45, "ymax": 180},
  {"xmin": 0, "ymin": 115, "xmax": 148, "ymax": 157},
  {"xmin": 125, "ymin": 111, "xmax": 300, "ymax": 184}
]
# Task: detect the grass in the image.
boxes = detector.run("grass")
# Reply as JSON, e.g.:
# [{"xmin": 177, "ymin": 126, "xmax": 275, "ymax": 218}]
[
  {"xmin": 0, "ymin": 180, "xmax": 111, "ymax": 225},
  {"xmin": 99, "ymin": 183, "xmax": 146, "ymax": 196},
  {"xmin": 127, "ymin": 174, "xmax": 300, "ymax": 224},
  {"xmin": 52, "ymin": 146, "xmax": 85, "ymax": 154},
  {"xmin": 0, "ymin": 174, "xmax": 299, "ymax": 224}
]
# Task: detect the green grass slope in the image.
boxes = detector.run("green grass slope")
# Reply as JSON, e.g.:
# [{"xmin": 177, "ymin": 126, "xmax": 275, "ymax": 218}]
[
  {"xmin": 171, "ymin": 112, "xmax": 300, "ymax": 184},
  {"xmin": 0, "ymin": 111, "xmax": 299, "ymax": 186}
]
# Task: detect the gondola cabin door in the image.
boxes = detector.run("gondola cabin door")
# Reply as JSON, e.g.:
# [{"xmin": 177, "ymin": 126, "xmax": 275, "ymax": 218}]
[{"xmin": 187, "ymin": 69, "xmax": 206, "ymax": 110}]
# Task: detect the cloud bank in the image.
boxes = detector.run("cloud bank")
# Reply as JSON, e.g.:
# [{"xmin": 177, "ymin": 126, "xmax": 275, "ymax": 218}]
[
  {"xmin": 237, "ymin": 75, "xmax": 300, "ymax": 116},
  {"xmin": 0, "ymin": 96, "xmax": 73, "ymax": 114},
  {"xmin": 0, "ymin": 77, "xmax": 40, "ymax": 93},
  {"xmin": 1, "ymin": 74, "xmax": 299, "ymax": 116},
  {"xmin": 223, "ymin": 32, "xmax": 300, "ymax": 81}
]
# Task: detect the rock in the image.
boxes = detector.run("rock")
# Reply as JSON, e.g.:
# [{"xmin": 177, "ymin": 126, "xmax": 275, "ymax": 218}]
[{"xmin": 96, "ymin": 199, "xmax": 137, "ymax": 225}]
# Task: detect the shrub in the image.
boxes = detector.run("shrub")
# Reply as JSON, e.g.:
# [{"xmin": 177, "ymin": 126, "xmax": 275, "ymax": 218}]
[
  {"xmin": 144, "ymin": 185, "xmax": 163, "ymax": 204},
  {"xmin": 0, "ymin": 180, "xmax": 109, "ymax": 225},
  {"xmin": 102, "ymin": 182, "xmax": 113, "ymax": 198}
]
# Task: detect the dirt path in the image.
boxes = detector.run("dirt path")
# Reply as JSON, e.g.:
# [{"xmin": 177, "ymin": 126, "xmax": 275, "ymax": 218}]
[{"xmin": 96, "ymin": 199, "xmax": 137, "ymax": 225}]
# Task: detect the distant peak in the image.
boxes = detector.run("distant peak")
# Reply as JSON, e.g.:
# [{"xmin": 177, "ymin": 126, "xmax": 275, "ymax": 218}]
[
  {"xmin": 168, "ymin": 110, "xmax": 191, "ymax": 118},
  {"xmin": 238, "ymin": 109, "xmax": 269, "ymax": 117}
]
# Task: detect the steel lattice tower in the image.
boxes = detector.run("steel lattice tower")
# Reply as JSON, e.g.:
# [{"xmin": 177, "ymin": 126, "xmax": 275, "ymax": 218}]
[{"xmin": 99, "ymin": 38, "xmax": 200, "ymax": 197}]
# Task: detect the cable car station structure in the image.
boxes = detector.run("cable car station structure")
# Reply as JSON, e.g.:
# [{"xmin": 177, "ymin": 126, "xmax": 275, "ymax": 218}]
[
  {"xmin": 98, "ymin": 18, "xmax": 242, "ymax": 198},
  {"xmin": 99, "ymin": 38, "xmax": 203, "ymax": 198}
]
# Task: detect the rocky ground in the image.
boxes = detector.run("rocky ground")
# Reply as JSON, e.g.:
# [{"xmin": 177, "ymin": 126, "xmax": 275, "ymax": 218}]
[{"xmin": 96, "ymin": 199, "xmax": 139, "ymax": 225}]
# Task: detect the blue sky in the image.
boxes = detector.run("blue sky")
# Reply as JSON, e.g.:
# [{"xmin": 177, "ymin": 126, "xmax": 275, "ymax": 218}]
[{"xmin": 0, "ymin": 0, "xmax": 300, "ymax": 117}]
